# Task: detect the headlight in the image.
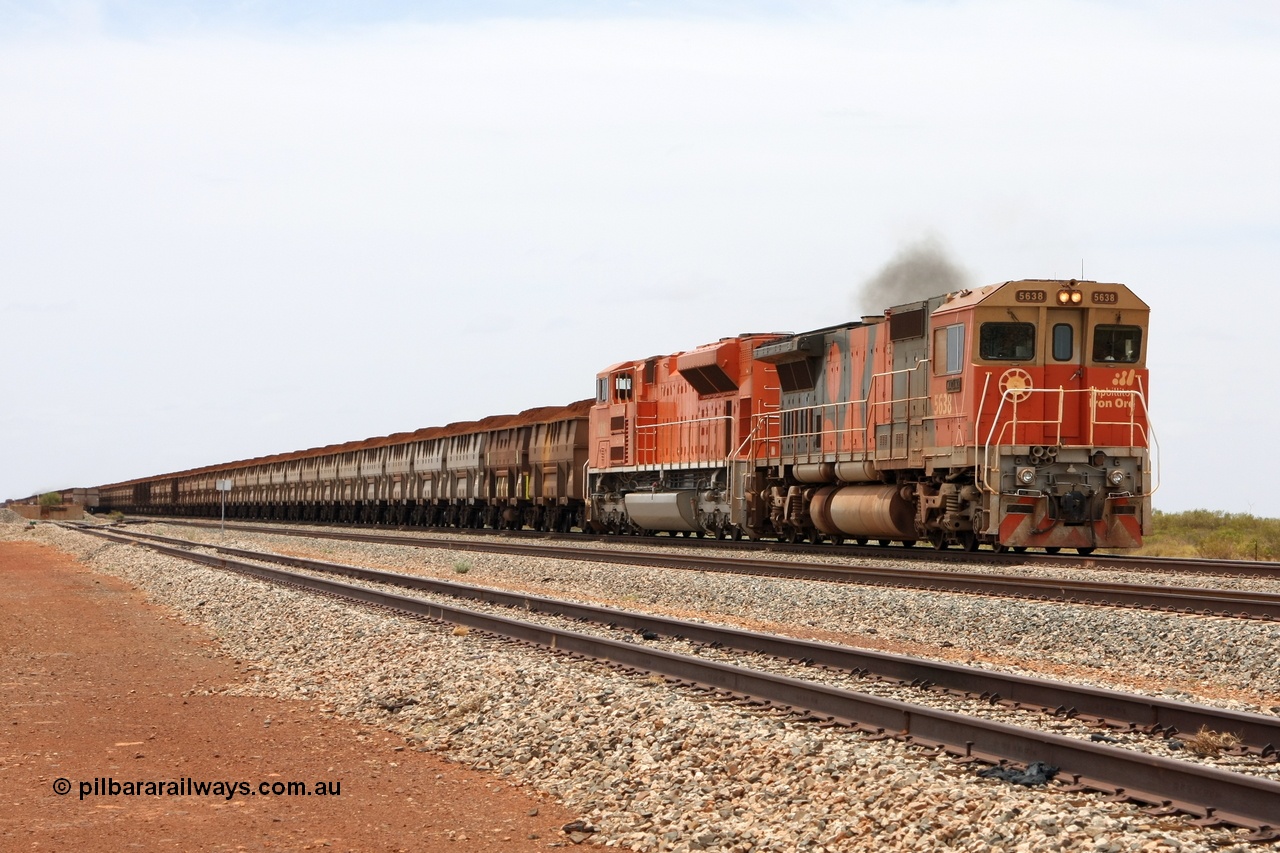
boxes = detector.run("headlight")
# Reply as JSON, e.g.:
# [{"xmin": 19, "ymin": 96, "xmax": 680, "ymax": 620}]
[
  {"xmin": 1070, "ymin": 290, "xmax": 1083, "ymax": 303},
  {"xmin": 1107, "ymin": 468, "xmax": 1126, "ymax": 485},
  {"xmin": 1017, "ymin": 467, "xmax": 1036, "ymax": 485},
  {"xmin": 1056, "ymin": 289, "xmax": 1071, "ymax": 304}
]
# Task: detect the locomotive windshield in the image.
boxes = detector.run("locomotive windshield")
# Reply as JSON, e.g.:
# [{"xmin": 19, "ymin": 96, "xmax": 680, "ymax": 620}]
[
  {"xmin": 979, "ymin": 322, "xmax": 1035, "ymax": 361},
  {"xmin": 1092, "ymin": 324, "xmax": 1142, "ymax": 363}
]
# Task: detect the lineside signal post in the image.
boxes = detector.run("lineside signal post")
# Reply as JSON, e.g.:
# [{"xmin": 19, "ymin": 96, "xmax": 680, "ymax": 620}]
[{"xmin": 215, "ymin": 479, "xmax": 232, "ymax": 534}]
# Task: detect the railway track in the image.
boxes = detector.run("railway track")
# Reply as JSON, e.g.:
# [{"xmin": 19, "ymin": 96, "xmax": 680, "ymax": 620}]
[
  {"xmin": 70, "ymin": 523, "xmax": 1280, "ymax": 838},
  {"xmin": 123, "ymin": 513, "xmax": 1280, "ymax": 579},
  {"xmin": 136, "ymin": 519, "xmax": 1280, "ymax": 621}
]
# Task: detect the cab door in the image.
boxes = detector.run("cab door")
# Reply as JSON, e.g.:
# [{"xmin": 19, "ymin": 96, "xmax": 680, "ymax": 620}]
[{"xmin": 1045, "ymin": 309, "xmax": 1085, "ymax": 443}]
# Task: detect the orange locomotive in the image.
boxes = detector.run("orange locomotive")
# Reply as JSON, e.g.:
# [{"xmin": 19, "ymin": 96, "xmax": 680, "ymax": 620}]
[{"xmin": 587, "ymin": 279, "xmax": 1153, "ymax": 553}]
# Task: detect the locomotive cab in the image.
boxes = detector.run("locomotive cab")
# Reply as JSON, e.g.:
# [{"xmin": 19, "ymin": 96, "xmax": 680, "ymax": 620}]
[{"xmin": 929, "ymin": 279, "xmax": 1153, "ymax": 553}]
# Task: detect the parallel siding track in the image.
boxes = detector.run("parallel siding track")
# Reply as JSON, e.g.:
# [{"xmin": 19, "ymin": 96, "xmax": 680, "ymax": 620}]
[{"xmin": 137, "ymin": 519, "xmax": 1280, "ymax": 621}]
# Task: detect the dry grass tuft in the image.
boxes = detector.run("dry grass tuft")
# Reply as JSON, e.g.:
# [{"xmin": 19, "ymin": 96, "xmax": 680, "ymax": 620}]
[
  {"xmin": 1134, "ymin": 509, "xmax": 1280, "ymax": 561},
  {"xmin": 451, "ymin": 625, "xmax": 470, "ymax": 637},
  {"xmin": 1184, "ymin": 726, "xmax": 1242, "ymax": 755}
]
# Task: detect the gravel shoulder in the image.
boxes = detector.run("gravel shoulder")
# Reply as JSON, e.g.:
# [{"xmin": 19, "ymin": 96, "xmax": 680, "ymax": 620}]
[
  {"xmin": 6, "ymin": 520, "xmax": 1270, "ymax": 851},
  {"xmin": 0, "ymin": 534, "xmax": 578, "ymax": 852},
  {"xmin": 152, "ymin": 521, "xmax": 1280, "ymax": 715}
]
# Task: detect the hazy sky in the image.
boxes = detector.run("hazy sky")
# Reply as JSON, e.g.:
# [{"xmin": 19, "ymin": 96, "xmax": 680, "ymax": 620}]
[{"xmin": 3, "ymin": 1, "xmax": 1278, "ymax": 516}]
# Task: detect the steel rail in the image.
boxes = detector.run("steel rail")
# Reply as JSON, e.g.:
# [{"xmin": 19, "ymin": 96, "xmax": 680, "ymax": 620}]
[
  {"xmin": 96, "ymin": 524, "xmax": 1280, "ymax": 755},
  {"xmin": 70, "ymin": 524, "xmax": 1280, "ymax": 837},
  {"xmin": 137, "ymin": 519, "xmax": 1280, "ymax": 621},
  {"xmin": 128, "ymin": 513, "xmax": 1280, "ymax": 579}
]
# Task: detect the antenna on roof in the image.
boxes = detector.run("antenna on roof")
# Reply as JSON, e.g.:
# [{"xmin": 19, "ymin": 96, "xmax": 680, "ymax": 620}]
[{"xmin": 1081, "ymin": 259, "xmax": 1085, "ymax": 280}]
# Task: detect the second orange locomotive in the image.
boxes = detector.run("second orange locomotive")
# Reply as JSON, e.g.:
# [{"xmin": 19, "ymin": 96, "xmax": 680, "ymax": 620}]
[{"xmin": 587, "ymin": 279, "xmax": 1152, "ymax": 554}]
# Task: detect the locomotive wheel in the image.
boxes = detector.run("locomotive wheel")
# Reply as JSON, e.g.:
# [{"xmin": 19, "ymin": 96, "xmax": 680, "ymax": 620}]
[
  {"xmin": 1044, "ymin": 546, "xmax": 1061, "ymax": 555},
  {"xmin": 960, "ymin": 532, "xmax": 978, "ymax": 552},
  {"xmin": 731, "ymin": 527, "xmax": 743, "ymax": 541},
  {"xmin": 713, "ymin": 526, "xmax": 725, "ymax": 540},
  {"xmin": 930, "ymin": 531, "xmax": 949, "ymax": 550},
  {"xmin": 1076, "ymin": 547, "xmax": 1095, "ymax": 556}
]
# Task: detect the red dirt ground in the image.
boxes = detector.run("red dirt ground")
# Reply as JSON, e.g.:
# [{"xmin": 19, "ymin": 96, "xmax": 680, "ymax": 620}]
[{"xmin": 0, "ymin": 540, "xmax": 584, "ymax": 851}]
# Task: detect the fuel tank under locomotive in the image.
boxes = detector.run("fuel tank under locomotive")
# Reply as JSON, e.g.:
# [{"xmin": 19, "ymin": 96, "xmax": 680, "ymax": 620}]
[
  {"xmin": 809, "ymin": 484, "xmax": 918, "ymax": 541},
  {"xmin": 623, "ymin": 491, "xmax": 701, "ymax": 533}
]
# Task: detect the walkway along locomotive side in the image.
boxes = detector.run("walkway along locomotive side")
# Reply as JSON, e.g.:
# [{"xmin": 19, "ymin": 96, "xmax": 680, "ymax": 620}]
[
  {"xmin": 585, "ymin": 279, "xmax": 1153, "ymax": 554},
  {"xmin": 93, "ymin": 278, "xmax": 1153, "ymax": 554}
]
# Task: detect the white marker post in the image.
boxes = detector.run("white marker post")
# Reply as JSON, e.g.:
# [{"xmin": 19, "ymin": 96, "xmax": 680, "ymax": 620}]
[{"xmin": 216, "ymin": 478, "xmax": 232, "ymax": 534}]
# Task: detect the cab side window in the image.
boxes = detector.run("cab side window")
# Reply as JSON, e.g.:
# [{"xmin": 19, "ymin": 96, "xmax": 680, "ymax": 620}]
[
  {"xmin": 932, "ymin": 324, "xmax": 965, "ymax": 375},
  {"xmin": 979, "ymin": 322, "xmax": 1035, "ymax": 361},
  {"xmin": 1092, "ymin": 325, "xmax": 1142, "ymax": 363},
  {"xmin": 613, "ymin": 373, "xmax": 633, "ymax": 402}
]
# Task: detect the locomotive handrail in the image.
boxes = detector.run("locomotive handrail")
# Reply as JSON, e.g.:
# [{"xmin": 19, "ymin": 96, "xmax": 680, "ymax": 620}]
[
  {"xmin": 732, "ymin": 416, "xmax": 775, "ymax": 463},
  {"xmin": 632, "ymin": 413, "xmax": 735, "ymax": 467},
  {"xmin": 1108, "ymin": 380, "xmax": 1160, "ymax": 499},
  {"xmin": 728, "ymin": 417, "xmax": 784, "ymax": 503},
  {"xmin": 1134, "ymin": 377, "xmax": 1161, "ymax": 498},
  {"xmin": 759, "ymin": 399, "xmax": 870, "ymax": 465},
  {"xmin": 745, "ymin": 360, "xmax": 937, "ymax": 470},
  {"xmin": 973, "ymin": 372, "xmax": 994, "ymax": 494},
  {"xmin": 978, "ymin": 386, "xmax": 1156, "ymax": 497},
  {"xmin": 866, "ymin": 360, "xmax": 931, "ymax": 463}
]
